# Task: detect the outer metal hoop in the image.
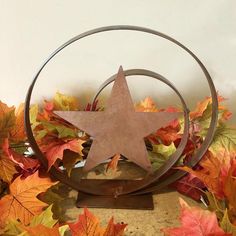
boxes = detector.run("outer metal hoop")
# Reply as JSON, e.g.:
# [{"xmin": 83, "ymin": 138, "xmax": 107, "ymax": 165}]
[{"xmin": 24, "ymin": 25, "xmax": 218, "ymax": 196}]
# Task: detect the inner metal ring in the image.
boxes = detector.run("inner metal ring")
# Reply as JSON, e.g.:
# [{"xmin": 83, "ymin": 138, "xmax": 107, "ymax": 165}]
[
  {"xmin": 25, "ymin": 25, "xmax": 218, "ymax": 196},
  {"xmin": 91, "ymin": 69, "xmax": 189, "ymax": 195}
]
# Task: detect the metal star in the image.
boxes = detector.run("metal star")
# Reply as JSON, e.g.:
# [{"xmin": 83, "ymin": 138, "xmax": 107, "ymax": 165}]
[{"xmin": 55, "ymin": 67, "xmax": 181, "ymax": 172}]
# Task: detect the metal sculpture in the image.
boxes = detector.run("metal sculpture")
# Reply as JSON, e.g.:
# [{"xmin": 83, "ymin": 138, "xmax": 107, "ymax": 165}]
[{"xmin": 24, "ymin": 25, "xmax": 218, "ymax": 209}]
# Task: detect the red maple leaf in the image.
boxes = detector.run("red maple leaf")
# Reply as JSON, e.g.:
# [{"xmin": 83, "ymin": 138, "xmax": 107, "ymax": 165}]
[{"xmin": 161, "ymin": 198, "xmax": 231, "ymax": 236}]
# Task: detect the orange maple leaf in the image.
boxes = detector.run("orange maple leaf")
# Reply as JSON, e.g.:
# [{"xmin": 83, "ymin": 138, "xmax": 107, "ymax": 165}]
[
  {"xmin": 190, "ymin": 95, "xmax": 232, "ymax": 121},
  {"xmin": 40, "ymin": 138, "xmax": 84, "ymax": 170},
  {"xmin": 69, "ymin": 208, "xmax": 127, "ymax": 236},
  {"xmin": 23, "ymin": 224, "xmax": 61, "ymax": 236},
  {"xmin": 0, "ymin": 171, "xmax": 57, "ymax": 229},
  {"xmin": 9, "ymin": 103, "xmax": 26, "ymax": 142},
  {"xmin": 223, "ymin": 159, "xmax": 236, "ymax": 220},
  {"xmin": 178, "ymin": 151, "xmax": 231, "ymax": 199},
  {"xmin": 161, "ymin": 198, "xmax": 230, "ymax": 236},
  {"xmin": 106, "ymin": 154, "xmax": 120, "ymax": 172},
  {"xmin": 0, "ymin": 139, "xmax": 17, "ymax": 183},
  {"xmin": 104, "ymin": 217, "xmax": 127, "ymax": 236},
  {"xmin": 0, "ymin": 101, "xmax": 16, "ymax": 145},
  {"xmin": 135, "ymin": 97, "xmax": 158, "ymax": 112}
]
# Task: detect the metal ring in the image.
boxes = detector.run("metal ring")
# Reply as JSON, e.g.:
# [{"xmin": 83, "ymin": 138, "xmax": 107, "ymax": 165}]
[
  {"xmin": 24, "ymin": 25, "xmax": 218, "ymax": 195},
  {"xmin": 91, "ymin": 69, "xmax": 189, "ymax": 195}
]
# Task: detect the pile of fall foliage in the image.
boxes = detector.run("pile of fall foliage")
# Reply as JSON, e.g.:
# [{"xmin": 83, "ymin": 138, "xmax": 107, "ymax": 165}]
[{"xmin": 0, "ymin": 91, "xmax": 236, "ymax": 235}]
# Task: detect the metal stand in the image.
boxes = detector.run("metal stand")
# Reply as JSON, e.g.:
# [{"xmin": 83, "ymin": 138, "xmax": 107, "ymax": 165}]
[{"xmin": 76, "ymin": 179, "xmax": 154, "ymax": 210}]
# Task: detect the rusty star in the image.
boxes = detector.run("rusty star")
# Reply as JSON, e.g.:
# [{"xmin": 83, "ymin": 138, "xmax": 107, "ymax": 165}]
[{"xmin": 55, "ymin": 67, "xmax": 181, "ymax": 172}]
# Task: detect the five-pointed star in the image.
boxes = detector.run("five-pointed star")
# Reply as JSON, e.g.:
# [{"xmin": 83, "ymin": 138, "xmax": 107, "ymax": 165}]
[{"xmin": 55, "ymin": 67, "xmax": 181, "ymax": 172}]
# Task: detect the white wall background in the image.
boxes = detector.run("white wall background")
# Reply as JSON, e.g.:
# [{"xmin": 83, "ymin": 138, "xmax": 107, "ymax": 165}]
[{"xmin": 0, "ymin": 1, "xmax": 236, "ymax": 120}]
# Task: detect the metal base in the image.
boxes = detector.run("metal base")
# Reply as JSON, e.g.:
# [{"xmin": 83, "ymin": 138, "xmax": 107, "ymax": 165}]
[
  {"xmin": 76, "ymin": 179, "xmax": 154, "ymax": 210},
  {"xmin": 77, "ymin": 192, "xmax": 154, "ymax": 210}
]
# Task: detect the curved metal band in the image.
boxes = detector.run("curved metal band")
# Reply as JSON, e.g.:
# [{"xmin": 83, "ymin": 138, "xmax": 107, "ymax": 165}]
[{"xmin": 24, "ymin": 25, "xmax": 218, "ymax": 195}]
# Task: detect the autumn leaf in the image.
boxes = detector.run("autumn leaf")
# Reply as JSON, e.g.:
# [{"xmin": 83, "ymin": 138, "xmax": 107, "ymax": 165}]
[
  {"xmin": 63, "ymin": 150, "xmax": 83, "ymax": 176},
  {"xmin": 9, "ymin": 103, "xmax": 26, "ymax": 143},
  {"xmin": 0, "ymin": 139, "xmax": 17, "ymax": 183},
  {"xmin": 135, "ymin": 97, "xmax": 158, "ymax": 112},
  {"xmin": 190, "ymin": 95, "xmax": 231, "ymax": 122},
  {"xmin": 223, "ymin": 159, "xmax": 236, "ymax": 220},
  {"xmin": 0, "ymin": 101, "xmax": 16, "ymax": 146},
  {"xmin": 40, "ymin": 138, "xmax": 84, "ymax": 170},
  {"xmin": 0, "ymin": 171, "xmax": 58, "ymax": 229},
  {"xmin": 3, "ymin": 205, "xmax": 58, "ymax": 235},
  {"xmin": 10, "ymin": 150, "xmax": 39, "ymax": 173},
  {"xmin": 69, "ymin": 208, "xmax": 127, "ymax": 236},
  {"xmin": 40, "ymin": 121, "xmax": 78, "ymax": 139},
  {"xmin": 161, "ymin": 198, "xmax": 231, "ymax": 236},
  {"xmin": 178, "ymin": 151, "xmax": 230, "ymax": 199},
  {"xmin": 30, "ymin": 104, "xmax": 40, "ymax": 130},
  {"xmin": 106, "ymin": 154, "xmax": 120, "ymax": 172},
  {"xmin": 209, "ymin": 124, "xmax": 236, "ymax": 155},
  {"xmin": 103, "ymin": 217, "xmax": 127, "ymax": 236},
  {"xmin": 69, "ymin": 208, "xmax": 104, "ymax": 236},
  {"xmin": 171, "ymin": 173, "xmax": 205, "ymax": 201},
  {"xmin": 220, "ymin": 209, "xmax": 236, "ymax": 236},
  {"xmin": 148, "ymin": 142, "xmax": 178, "ymax": 171},
  {"xmin": 23, "ymin": 224, "xmax": 61, "ymax": 236},
  {"xmin": 53, "ymin": 92, "xmax": 79, "ymax": 111},
  {"xmin": 205, "ymin": 191, "xmax": 225, "ymax": 220},
  {"xmin": 190, "ymin": 96, "xmax": 232, "ymax": 137}
]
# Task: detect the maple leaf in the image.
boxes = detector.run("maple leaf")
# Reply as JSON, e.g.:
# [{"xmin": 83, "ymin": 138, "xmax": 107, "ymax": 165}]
[
  {"xmin": 223, "ymin": 159, "xmax": 236, "ymax": 220},
  {"xmin": 0, "ymin": 139, "xmax": 17, "ymax": 183},
  {"xmin": 69, "ymin": 208, "xmax": 127, "ymax": 236},
  {"xmin": 30, "ymin": 104, "xmax": 41, "ymax": 130},
  {"xmin": 190, "ymin": 96, "xmax": 232, "ymax": 138},
  {"xmin": 103, "ymin": 217, "xmax": 127, "ymax": 236},
  {"xmin": 0, "ymin": 171, "xmax": 58, "ymax": 229},
  {"xmin": 9, "ymin": 103, "xmax": 26, "ymax": 143},
  {"xmin": 220, "ymin": 209, "xmax": 236, "ymax": 236},
  {"xmin": 0, "ymin": 101, "xmax": 16, "ymax": 146},
  {"xmin": 209, "ymin": 124, "xmax": 236, "ymax": 155},
  {"xmin": 53, "ymin": 92, "xmax": 79, "ymax": 111},
  {"xmin": 23, "ymin": 224, "xmax": 61, "ymax": 236},
  {"xmin": 161, "ymin": 198, "xmax": 231, "ymax": 236},
  {"xmin": 205, "ymin": 191, "xmax": 225, "ymax": 220},
  {"xmin": 3, "ymin": 205, "xmax": 58, "ymax": 235},
  {"xmin": 69, "ymin": 208, "xmax": 104, "ymax": 236},
  {"xmin": 171, "ymin": 173, "xmax": 205, "ymax": 201},
  {"xmin": 40, "ymin": 138, "xmax": 84, "ymax": 170},
  {"xmin": 148, "ymin": 142, "xmax": 178, "ymax": 171},
  {"xmin": 40, "ymin": 121, "xmax": 78, "ymax": 139},
  {"xmin": 10, "ymin": 150, "xmax": 40, "ymax": 173},
  {"xmin": 106, "ymin": 154, "xmax": 120, "ymax": 172},
  {"xmin": 135, "ymin": 97, "xmax": 158, "ymax": 112},
  {"xmin": 178, "ymin": 151, "xmax": 231, "ymax": 199},
  {"xmin": 190, "ymin": 95, "xmax": 231, "ymax": 121},
  {"xmin": 63, "ymin": 150, "xmax": 83, "ymax": 176}
]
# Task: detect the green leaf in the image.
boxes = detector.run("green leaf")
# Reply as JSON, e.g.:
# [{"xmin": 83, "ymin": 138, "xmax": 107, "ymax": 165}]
[
  {"xmin": 59, "ymin": 225, "xmax": 69, "ymax": 236},
  {"xmin": 148, "ymin": 142, "xmax": 177, "ymax": 171},
  {"xmin": 53, "ymin": 92, "xmax": 79, "ymax": 111},
  {"xmin": 29, "ymin": 104, "xmax": 40, "ymax": 130},
  {"xmin": 30, "ymin": 205, "xmax": 57, "ymax": 228},
  {"xmin": 40, "ymin": 121, "xmax": 77, "ymax": 139},
  {"xmin": 148, "ymin": 152, "xmax": 167, "ymax": 171},
  {"xmin": 205, "ymin": 191, "xmax": 225, "ymax": 220},
  {"xmin": 3, "ymin": 220, "xmax": 23, "ymax": 236},
  {"xmin": 220, "ymin": 209, "xmax": 236, "ymax": 235},
  {"xmin": 152, "ymin": 142, "xmax": 176, "ymax": 158},
  {"xmin": 209, "ymin": 124, "xmax": 236, "ymax": 155}
]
